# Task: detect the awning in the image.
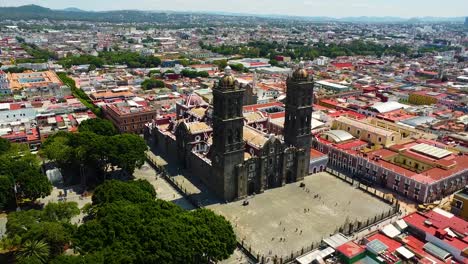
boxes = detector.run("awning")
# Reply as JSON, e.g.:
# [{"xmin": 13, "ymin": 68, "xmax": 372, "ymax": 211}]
[
  {"xmin": 396, "ymin": 246, "xmax": 415, "ymax": 259},
  {"xmin": 423, "ymin": 242, "xmax": 451, "ymax": 260},
  {"xmin": 395, "ymin": 220, "xmax": 408, "ymax": 230},
  {"xmin": 381, "ymin": 224, "xmax": 401, "ymax": 238},
  {"xmin": 296, "ymin": 247, "xmax": 335, "ymax": 264},
  {"xmin": 323, "ymin": 233, "xmax": 350, "ymax": 249}
]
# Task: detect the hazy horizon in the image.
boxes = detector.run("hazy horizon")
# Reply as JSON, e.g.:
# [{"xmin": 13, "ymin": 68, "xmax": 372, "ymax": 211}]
[{"xmin": 0, "ymin": 0, "xmax": 467, "ymax": 18}]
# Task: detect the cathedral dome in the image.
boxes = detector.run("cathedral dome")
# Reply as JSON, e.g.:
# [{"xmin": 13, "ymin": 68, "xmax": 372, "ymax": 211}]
[
  {"xmin": 292, "ymin": 68, "xmax": 308, "ymax": 80},
  {"xmin": 218, "ymin": 66, "xmax": 236, "ymax": 88},
  {"xmin": 219, "ymin": 75, "xmax": 236, "ymax": 87}
]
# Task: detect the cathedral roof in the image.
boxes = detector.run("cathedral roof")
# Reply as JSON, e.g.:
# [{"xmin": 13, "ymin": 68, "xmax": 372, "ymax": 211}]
[
  {"xmin": 187, "ymin": 107, "xmax": 208, "ymax": 119},
  {"xmin": 185, "ymin": 121, "xmax": 212, "ymax": 134},
  {"xmin": 244, "ymin": 111, "xmax": 267, "ymax": 124},
  {"xmin": 243, "ymin": 126, "xmax": 269, "ymax": 148}
]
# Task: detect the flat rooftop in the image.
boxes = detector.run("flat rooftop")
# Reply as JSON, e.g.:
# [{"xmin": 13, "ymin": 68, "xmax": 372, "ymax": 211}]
[{"xmin": 208, "ymin": 172, "xmax": 392, "ymax": 258}]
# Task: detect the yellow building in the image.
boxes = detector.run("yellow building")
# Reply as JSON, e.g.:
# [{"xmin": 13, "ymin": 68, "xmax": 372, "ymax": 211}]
[
  {"xmin": 452, "ymin": 187, "xmax": 468, "ymax": 221},
  {"xmin": 408, "ymin": 93, "xmax": 437, "ymax": 105},
  {"xmin": 332, "ymin": 116, "xmax": 401, "ymax": 148},
  {"xmin": 369, "ymin": 118, "xmax": 433, "ymax": 140}
]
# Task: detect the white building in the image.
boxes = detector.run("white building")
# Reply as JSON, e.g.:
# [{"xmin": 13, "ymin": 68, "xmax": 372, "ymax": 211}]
[{"xmin": 0, "ymin": 70, "xmax": 10, "ymax": 95}]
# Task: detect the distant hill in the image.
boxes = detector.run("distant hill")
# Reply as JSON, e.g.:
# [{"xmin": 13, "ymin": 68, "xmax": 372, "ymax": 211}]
[
  {"xmin": 62, "ymin": 7, "xmax": 86, "ymax": 12},
  {"xmin": 0, "ymin": 5, "xmax": 175, "ymax": 23},
  {"xmin": 0, "ymin": 5, "xmax": 464, "ymax": 24}
]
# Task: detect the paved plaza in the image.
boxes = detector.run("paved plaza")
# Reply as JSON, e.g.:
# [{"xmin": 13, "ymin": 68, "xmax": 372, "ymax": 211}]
[
  {"xmin": 133, "ymin": 161, "xmax": 195, "ymax": 210},
  {"xmin": 208, "ymin": 172, "xmax": 393, "ymax": 259}
]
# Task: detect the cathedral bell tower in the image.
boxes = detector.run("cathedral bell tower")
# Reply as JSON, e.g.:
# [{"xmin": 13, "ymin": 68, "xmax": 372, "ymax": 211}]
[
  {"xmin": 211, "ymin": 66, "xmax": 246, "ymax": 201},
  {"xmin": 283, "ymin": 64, "xmax": 314, "ymax": 181}
]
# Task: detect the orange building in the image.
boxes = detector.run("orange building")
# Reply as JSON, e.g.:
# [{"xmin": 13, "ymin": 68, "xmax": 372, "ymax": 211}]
[{"xmin": 7, "ymin": 70, "xmax": 63, "ymax": 90}]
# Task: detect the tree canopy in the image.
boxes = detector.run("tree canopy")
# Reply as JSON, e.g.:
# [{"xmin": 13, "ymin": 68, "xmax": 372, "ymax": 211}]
[
  {"xmin": 6, "ymin": 202, "xmax": 79, "ymax": 261},
  {"xmin": 0, "ymin": 142, "xmax": 52, "ymax": 209},
  {"xmin": 181, "ymin": 69, "xmax": 209, "ymax": 78},
  {"xmin": 58, "ymin": 73, "xmax": 102, "ymax": 117},
  {"xmin": 40, "ymin": 130, "xmax": 147, "ymax": 184},
  {"xmin": 70, "ymin": 180, "xmax": 236, "ymax": 263},
  {"xmin": 58, "ymin": 51, "xmax": 161, "ymax": 69},
  {"xmin": 201, "ymin": 40, "xmax": 413, "ymax": 60},
  {"xmin": 78, "ymin": 119, "xmax": 118, "ymax": 136},
  {"xmin": 91, "ymin": 179, "xmax": 156, "ymax": 206},
  {"xmin": 141, "ymin": 78, "xmax": 166, "ymax": 90},
  {"xmin": 0, "ymin": 138, "xmax": 11, "ymax": 154}
]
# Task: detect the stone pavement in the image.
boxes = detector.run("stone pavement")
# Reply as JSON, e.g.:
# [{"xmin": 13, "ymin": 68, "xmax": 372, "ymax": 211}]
[
  {"xmin": 146, "ymin": 151, "xmax": 221, "ymax": 207},
  {"xmin": 220, "ymin": 248, "xmax": 255, "ymax": 264},
  {"xmin": 208, "ymin": 172, "xmax": 393, "ymax": 261},
  {"xmin": 38, "ymin": 185, "xmax": 92, "ymax": 210},
  {"xmin": 133, "ymin": 161, "xmax": 195, "ymax": 210}
]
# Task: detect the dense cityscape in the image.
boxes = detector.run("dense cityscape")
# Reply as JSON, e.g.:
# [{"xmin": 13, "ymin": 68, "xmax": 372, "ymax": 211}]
[{"xmin": 0, "ymin": 2, "xmax": 467, "ymax": 264}]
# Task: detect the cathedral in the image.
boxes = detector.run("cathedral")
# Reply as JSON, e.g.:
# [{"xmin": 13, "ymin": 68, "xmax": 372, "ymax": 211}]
[{"xmin": 148, "ymin": 66, "xmax": 314, "ymax": 202}]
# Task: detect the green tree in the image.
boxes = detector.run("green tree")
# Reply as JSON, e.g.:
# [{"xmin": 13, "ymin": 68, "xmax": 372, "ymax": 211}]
[
  {"xmin": 15, "ymin": 240, "xmax": 50, "ymax": 264},
  {"xmin": 73, "ymin": 180, "xmax": 236, "ymax": 263},
  {"xmin": 0, "ymin": 138, "xmax": 11, "ymax": 154},
  {"xmin": 65, "ymin": 180, "xmax": 237, "ymax": 263},
  {"xmin": 40, "ymin": 132, "xmax": 75, "ymax": 169},
  {"xmin": 15, "ymin": 166, "xmax": 52, "ymax": 202},
  {"xmin": 0, "ymin": 175, "xmax": 14, "ymax": 209},
  {"xmin": 269, "ymin": 59, "xmax": 279, "ymax": 67},
  {"xmin": 141, "ymin": 78, "xmax": 165, "ymax": 90},
  {"xmin": 178, "ymin": 59, "xmax": 190, "ymax": 67},
  {"xmin": 42, "ymin": 202, "xmax": 80, "ymax": 222},
  {"xmin": 183, "ymin": 69, "xmax": 209, "ymax": 78},
  {"xmin": 213, "ymin": 59, "xmax": 228, "ymax": 69},
  {"xmin": 0, "ymin": 146, "xmax": 51, "ymax": 207},
  {"xmin": 108, "ymin": 134, "xmax": 147, "ymax": 174},
  {"xmin": 6, "ymin": 202, "xmax": 77, "ymax": 258},
  {"xmin": 78, "ymin": 119, "xmax": 118, "ymax": 136},
  {"xmin": 41, "ymin": 131, "xmax": 147, "ymax": 182},
  {"xmin": 57, "ymin": 73, "xmax": 102, "ymax": 116},
  {"xmin": 229, "ymin": 63, "xmax": 244, "ymax": 72},
  {"xmin": 92, "ymin": 179, "xmax": 156, "ymax": 206}
]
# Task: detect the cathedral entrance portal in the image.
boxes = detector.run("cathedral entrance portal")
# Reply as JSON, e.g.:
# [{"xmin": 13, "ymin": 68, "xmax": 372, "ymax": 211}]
[
  {"xmin": 248, "ymin": 181, "xmax": 255, "ymax": 195},
  {"xmin": 286, "ymin": 170, "xmax": 293, "ymax": 183}
]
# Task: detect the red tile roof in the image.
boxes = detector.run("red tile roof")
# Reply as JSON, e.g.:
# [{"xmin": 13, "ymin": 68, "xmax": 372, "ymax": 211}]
[
  {"xmin": 335, "ymin": 140, "xmax": 367, "ymax": 150},
  {"xmin": 404, "ymin": 211, "xmax": 468, "ymax": 252},
  {"xmin": 331, "ymin": 62, "xmax": 354, "ymax": 68},
  {"xmin": 337, "ymin": 241, "xmax": 365, "ymax": 258}
]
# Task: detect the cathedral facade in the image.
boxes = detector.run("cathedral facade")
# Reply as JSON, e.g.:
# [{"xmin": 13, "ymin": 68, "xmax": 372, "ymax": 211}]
[{"xmin": 149, "ymin": 66, "xmax": 314, "ymax": 202}]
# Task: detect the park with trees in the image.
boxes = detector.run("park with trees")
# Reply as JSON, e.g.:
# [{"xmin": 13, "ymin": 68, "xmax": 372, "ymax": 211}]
[
  {"xmin": 0, "ymin": 138, "xmax": 52, "ymax": 211},
  {"xmin": 1, "ymin": 179, "xmax": 237, "ymax": 263},
  {"xmin": 57, "ymin": 51, "xmax": 161, "ymax": 69},
  {"xmin": 201, "ymin": 40, "xmax": 416, "ymax": 60},
  {"xmin": 40, "ymin": 122, "xmax": 147, "ymax": 185}
]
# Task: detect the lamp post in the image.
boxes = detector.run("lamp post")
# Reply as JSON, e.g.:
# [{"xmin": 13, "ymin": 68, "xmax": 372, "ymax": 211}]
[{"xmin": 12, "ymin": 176, "xmax": 20, "ymax": 211}]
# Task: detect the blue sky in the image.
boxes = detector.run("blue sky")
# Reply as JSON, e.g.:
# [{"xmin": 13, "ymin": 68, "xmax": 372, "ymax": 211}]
[{"xmin": 1, "ymin": 0, "xmax": 466, "ymax": 17}]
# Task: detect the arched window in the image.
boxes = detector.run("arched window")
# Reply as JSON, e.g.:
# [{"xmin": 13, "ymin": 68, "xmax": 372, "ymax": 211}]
[{"xmin": 227, "ymin": 129, "xmax": 233, "ymax": 145}]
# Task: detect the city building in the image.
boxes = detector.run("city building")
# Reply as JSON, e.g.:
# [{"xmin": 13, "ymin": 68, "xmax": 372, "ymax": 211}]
[
  {"xmin": 103, "ymin": 99, "xmax": 158, "ymax": 134},
  {"xmin": 7, "ymin": 70, "xmax": 63, "ymax": 91},
  {"xmin": 451, "ymin": 186, "xmax": 468, "ymax": 221},
  {"xmin": 0, "ymin": 70, "xmax": 10, "ymax": 95},
  {"xmin": 148, "ymin": 66, "xmax": 314, "ymax": 201}
]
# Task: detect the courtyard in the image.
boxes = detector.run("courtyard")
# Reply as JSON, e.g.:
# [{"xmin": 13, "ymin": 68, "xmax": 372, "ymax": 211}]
[{"xmin": 208, "ymin": 172, "xmax": 394, "ymax": 260}]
